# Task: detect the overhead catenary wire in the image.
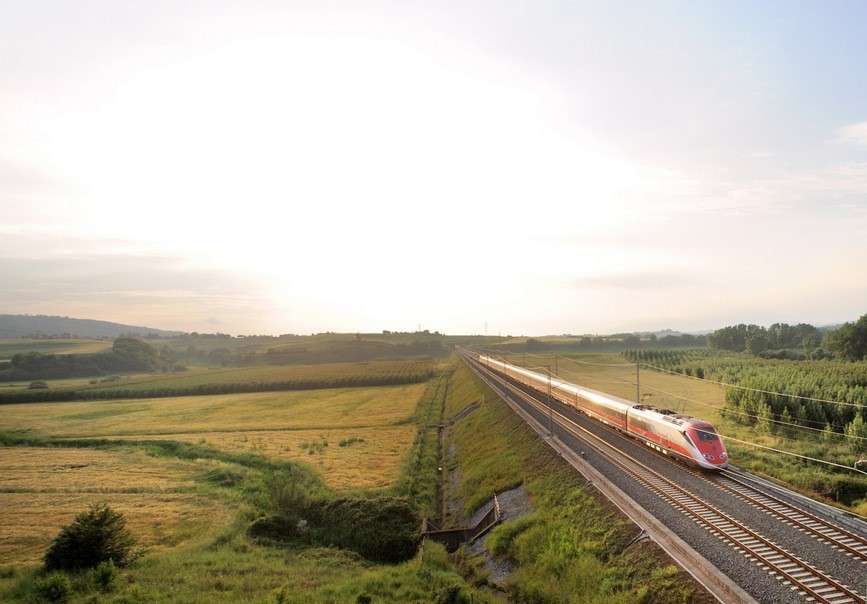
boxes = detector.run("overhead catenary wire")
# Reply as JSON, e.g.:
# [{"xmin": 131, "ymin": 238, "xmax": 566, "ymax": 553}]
[
  {"xmin": 691, "ymin": 426, "xmax": 867, "ymax": 476},
  {"xmin": 639, "ymin": 360, "xmax": 867, "ymax": 411},
  {"xmin": 640, "ymin": 382, "xmax": 866, "ymax": 441},
  {"xmin": 475, "ymin": 351, "xmax": 867, "ymax": 476}
]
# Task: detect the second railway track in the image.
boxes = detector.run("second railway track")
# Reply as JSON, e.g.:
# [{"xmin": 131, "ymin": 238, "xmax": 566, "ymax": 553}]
[{"xmin": 465, "ymin": 353, "xmax": 865, "ymax": 604}]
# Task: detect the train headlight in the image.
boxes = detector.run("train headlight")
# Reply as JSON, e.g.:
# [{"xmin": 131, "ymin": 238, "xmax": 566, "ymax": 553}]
[{"xmin": 704, "ymin": 453, "xmax": 714, "ymax": 460}]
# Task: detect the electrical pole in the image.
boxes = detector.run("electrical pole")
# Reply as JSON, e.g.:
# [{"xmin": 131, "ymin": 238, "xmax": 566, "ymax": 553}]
[
  {"xmin": 547, "ymin": 365, "xmax": 554, "ymax": 437},
  {"xmin": 636, "ymin": 362, "xmax": 640, "ymax": 405},
  {"xmin": 554, "ymin": 354, "xmax": 558, "ymax": 375}
]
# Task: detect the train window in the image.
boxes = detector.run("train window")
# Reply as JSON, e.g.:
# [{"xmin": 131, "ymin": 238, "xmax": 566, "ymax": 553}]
[{"xmin": 696, "ymin": 428, "xmax": 718, "ymax": 442}]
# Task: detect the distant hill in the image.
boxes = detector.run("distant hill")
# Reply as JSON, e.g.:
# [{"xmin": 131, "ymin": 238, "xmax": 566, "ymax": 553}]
[{"xmin": 0, "ymin": 314, "xmax": 183, "ymax": 339}]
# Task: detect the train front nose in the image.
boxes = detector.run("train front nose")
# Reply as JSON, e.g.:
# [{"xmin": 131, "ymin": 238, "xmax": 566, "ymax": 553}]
[{"xmin": 687, "ymin": 425, "xmax": 728, "ymax": 467}]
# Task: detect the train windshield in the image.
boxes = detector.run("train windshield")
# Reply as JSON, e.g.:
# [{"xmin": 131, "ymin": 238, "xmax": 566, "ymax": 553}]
[{"xmin": 696, "ymin": 427, "xmax": 718, "ymax": 442}]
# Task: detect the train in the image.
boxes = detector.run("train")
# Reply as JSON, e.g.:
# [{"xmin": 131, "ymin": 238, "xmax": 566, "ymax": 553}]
[{"xmin": 474, "ymin": 353, "xmax": 729, "ymax": 470}]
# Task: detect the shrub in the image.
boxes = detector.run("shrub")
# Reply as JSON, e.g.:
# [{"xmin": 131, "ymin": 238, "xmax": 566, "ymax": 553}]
[
  {"xmin": 308, "ymin": 496, "xmax": 420, "ymax": 563},
  {"xmin": 91, "ymin": 559, "xmax": 119, "ymax": 592},
  {"xmin": 34, "ymin": 572, "xmax": 72, "ymax": 603},
  {"xmin": 44, "ymin": 503, "xmax": 139, "ymax": 571}
]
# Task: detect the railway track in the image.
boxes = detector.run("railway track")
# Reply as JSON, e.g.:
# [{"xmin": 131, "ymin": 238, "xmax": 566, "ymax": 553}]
[
  {"xmin": 467, "ymin": 355, "xmax": 865, "ymax": 604},
  {"xmin": 703, "ymin": 470, "xmax": 867, "ymax": 565}
]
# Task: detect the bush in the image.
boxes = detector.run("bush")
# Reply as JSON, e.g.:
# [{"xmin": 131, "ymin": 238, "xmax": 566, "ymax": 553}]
[
  {"xmin": 35, "ymin": 572, "xmax": 72, "ymax": 603},
  {"xmin": 44, "ymin": 504, "xmax": 139, "ymax": 571},
  {"xmin": 91, "ymin": 559, "xmax": 119, "ymax": 592},
  {"xmin": 250, "ymin": 494, "xmax": 420, "ymax": 563},
  {"xmin": 308, "ymin": 496, "xmax": 420, "ymax": 563}
]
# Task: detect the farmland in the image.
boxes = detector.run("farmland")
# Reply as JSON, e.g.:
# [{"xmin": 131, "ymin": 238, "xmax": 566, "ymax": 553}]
[
  {"xmin": 0, "ymin": 339, "xmax": 111, "ymax": 359},
  {"xmin": 507, "ymin": 351, "xmax": 867, "ymax": 515},
  {"xmin": 0, "ymin": 384, "xmax": 425, "ymax": 438},
  {"xmin": 0, "ymin": 358, "xmax": 436, "ymax": 403},
  {"xmin": 0, "ymin": 446, "xmax": 231, "ymax": 565},
  {"xmin": 0, "ymin": 358, "xmax": 496, "ymax": 603}
]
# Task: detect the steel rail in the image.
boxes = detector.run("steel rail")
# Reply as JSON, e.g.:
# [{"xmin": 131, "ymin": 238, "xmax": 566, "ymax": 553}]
[
  {"xmin": 704, "ymin": 469, "xmax": 867, "ymax": 563},
  {"xmin": 468, "ymin": 355, "xmax": 864, "ymax": 604}
]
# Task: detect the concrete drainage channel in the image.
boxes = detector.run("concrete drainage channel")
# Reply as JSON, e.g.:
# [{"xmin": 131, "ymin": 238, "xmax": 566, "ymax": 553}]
[{"xmin": 422, "ymin": 492, "xmax": 502, "ymax": 552}]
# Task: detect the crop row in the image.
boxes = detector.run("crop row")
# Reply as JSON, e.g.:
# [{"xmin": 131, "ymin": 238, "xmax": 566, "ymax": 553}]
[{"xmin": 0, "ymin": 371, "xmax": 434, "ymax": 405}]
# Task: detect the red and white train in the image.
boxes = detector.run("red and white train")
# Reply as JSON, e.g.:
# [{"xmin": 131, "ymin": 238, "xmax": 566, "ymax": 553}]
[{"xmin": 476, "ymin": 354, "xmax": 728, "ymax": 470}]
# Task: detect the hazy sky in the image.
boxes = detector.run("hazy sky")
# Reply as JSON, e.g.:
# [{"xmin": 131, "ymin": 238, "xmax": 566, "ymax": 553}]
[{"xmin": 2, "ymin": 1, "xmax": 866, "ymax": 335}]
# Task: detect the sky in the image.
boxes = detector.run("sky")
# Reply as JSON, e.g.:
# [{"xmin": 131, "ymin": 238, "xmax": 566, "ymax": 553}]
[{"xmin": 2, "ymin": 1, "xmax": 866, "ymax": 335}]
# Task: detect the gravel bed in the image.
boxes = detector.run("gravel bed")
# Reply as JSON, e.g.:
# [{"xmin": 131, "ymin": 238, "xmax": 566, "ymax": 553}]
[
  {"xmin": 501, "ymin": 377, "xmax": 852, "ymax": 604},
  {"xmin": 465, "ymin": 484, "xmax": 531, "ymax": 588}
]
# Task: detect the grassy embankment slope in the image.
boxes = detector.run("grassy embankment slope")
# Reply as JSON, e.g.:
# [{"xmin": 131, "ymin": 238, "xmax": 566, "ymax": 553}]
[
  {"xmin": 510, "ymin": 352, "xmax": 867, "ymax": 515},
  {"xmin": 441, "ymin": 360, "xmax": 702, "ymax": 603},
  {"xmin": 0, "ymin": 362, "xmax": 491, "ymax": 603}
]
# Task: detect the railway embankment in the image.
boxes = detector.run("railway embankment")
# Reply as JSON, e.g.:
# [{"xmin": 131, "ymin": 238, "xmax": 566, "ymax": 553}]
[{"xmin": 439, "ymin": 360, "xmax": 711, "ymax": 602}]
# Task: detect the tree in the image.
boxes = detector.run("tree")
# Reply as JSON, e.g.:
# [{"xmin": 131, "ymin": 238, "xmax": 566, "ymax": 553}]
[
  {"xmin": 846, "ymin": 413, "xmax": 867, "ymax": 454},
  {"xmin": 44, "ymin": 504, "xmax": 139, "ymax": 571},
  {"xmin": 746, "ymin": 333, "xmax": 769, "ymax": 356},
  {"xmin": 756, "ymin": 402, "xmax": 773, "ymax": 434},
  {"xmin": 825, "ymin": 314, "xmax": 867, "ymax": 361}
]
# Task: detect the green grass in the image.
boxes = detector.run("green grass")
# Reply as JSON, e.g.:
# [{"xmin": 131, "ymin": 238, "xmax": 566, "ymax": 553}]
[{"xmin": 444, "ymin": 361, "xmax": 699, "ymax": 603}]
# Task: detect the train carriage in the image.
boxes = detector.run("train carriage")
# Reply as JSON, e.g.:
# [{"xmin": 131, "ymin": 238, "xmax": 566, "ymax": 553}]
[{"xmin": 476, "ymin": 353, "xmax": 728, "ymax": 470}]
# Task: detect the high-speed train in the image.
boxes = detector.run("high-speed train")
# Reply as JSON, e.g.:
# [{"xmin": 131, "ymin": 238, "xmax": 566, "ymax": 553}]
[{"xmin": 475, "ymin": 353, "xmax": 728, "ymax": 470}]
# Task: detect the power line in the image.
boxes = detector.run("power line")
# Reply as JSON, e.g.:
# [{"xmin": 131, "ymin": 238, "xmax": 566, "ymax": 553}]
[
  {"xmin": 640, "ymin": 383, "xmax": 864, "ymax": 441},
  {"xmin": 692, "ymin": 426, "xmax": 867, "ymax": 476},
  {"xmin": 477, "ymin": 351, "xmax": 867, "ymax": 475},
  {"xmin": 639, "ymin": 361, "xmax": 867, "ymax": 411}
]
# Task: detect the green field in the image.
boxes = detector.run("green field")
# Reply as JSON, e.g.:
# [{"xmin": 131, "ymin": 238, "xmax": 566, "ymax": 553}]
[{"xmin": 0, "ymin": 339, "xmax": 111, "ymax": 359}]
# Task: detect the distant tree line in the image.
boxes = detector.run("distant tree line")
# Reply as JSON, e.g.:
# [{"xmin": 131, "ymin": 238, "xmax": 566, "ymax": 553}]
[
  {"xmin": 492, "ymin": 333, "xmax": 706, "ymax": 353},
  {"xmin": 708, "ymin": 315, "xmax": 867, "ymax": 361},
  {"xmin": 0, "ymin": 338, "xmax": 179, "ymax": 381}
]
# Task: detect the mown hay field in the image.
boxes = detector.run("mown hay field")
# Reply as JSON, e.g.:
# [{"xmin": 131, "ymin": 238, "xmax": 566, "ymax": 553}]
[
  {"xmin": 0, "ymin": 383, "xmax": 426, "ymax": 438},
  {"xmin": 0, "ymin": 446, "xmax": 231, "ymax": 565},
  {"xmin": 1, "ymin": 382, "xmax": 427, "ymax": 490},
  {"xmin": 110, "ymin": 425, "xmax": 415, "ymax": 489}
]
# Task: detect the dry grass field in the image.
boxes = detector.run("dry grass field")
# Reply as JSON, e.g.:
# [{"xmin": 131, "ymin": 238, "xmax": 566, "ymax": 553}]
[
  {"xmin": 0, "ymin": 383, "xmax": 426, "ymax": 438},
  {"xmin": 0, "ymin": 447, "xmax": 231, "ymax": 565},
  {"xmin": 1, "ymin": 382, "xmax": 426, "ymax": 491},
  {"xmin": 110, "ymin": 425, "xmax": 415, "ymax": 489}
]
